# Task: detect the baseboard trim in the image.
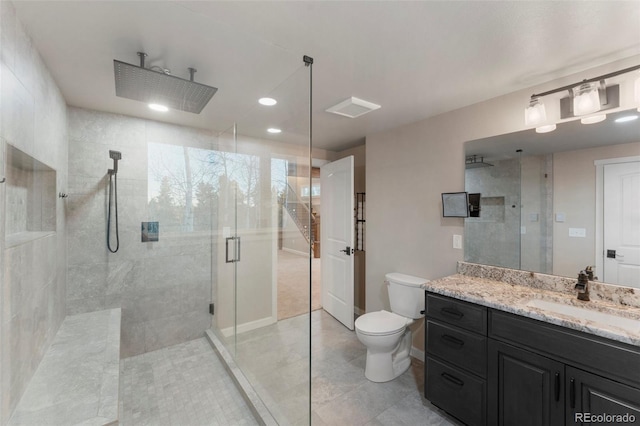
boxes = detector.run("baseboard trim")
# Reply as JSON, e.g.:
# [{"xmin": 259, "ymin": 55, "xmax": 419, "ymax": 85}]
[
  {"xmin": 280, "ymin": 247, "xmax": 309, "ymax": 257},
  {"xmin": 220, "ymin": 316, "xmax": 277, "ymax": 338},
  {"xmin": 410, "ymin": 346, "xmax": 425, "ymax": 362}
]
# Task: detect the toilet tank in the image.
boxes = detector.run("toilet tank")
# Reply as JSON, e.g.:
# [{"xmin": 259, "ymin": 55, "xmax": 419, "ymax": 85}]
[{"xmin": 386, "ymin": 272, "xmax": 429, "ymax": 319}]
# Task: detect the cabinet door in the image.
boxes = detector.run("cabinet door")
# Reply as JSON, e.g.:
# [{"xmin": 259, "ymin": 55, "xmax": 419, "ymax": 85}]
[
  {"xmin": 488, "ymin": 340, "xmax": 564, "ymax": 426},
  {"xmin": 566, "ymin": 366, "xmax": 640, "ymax": 425}
]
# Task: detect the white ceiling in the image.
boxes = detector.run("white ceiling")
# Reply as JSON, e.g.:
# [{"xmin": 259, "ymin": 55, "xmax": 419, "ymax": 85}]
[{"xmin": 13, "ymin": 1, "xmax": 640, "ymax": 151}]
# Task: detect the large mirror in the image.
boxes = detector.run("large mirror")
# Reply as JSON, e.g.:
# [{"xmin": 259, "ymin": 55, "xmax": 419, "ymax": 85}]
[{"xmin": 464, "ymin": 109, "xmax": 640, "ymax": 288}]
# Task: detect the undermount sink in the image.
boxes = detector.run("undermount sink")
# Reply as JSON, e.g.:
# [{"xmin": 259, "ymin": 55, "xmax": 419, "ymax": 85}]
[{"xmin": 526, "ymin": 299, "xmax": 640, "ymax": 335}]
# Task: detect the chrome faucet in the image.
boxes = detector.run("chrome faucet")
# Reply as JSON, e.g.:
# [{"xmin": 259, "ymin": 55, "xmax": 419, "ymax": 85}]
[{"xmin": 575, "ymin": 270, "xmax": 590, "ymax": 301}]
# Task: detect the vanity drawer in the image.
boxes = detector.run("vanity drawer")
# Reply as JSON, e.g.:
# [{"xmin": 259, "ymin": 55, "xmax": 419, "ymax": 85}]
[
  {"xmin": 426, "ymin": 293, "xmax": 487, "ymax": 335},
  {"xmin": 427, "ymin": 320, "xmax": 487, "ymax": 378},
  {"xmin": 426, "ymin": 356, "xmax": 486, "ymax": 426}
]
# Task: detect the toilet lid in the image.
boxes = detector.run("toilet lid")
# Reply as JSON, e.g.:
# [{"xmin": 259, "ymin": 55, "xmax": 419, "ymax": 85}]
[{"xmin": 355, "ymin": 310, "xmax": 408, "ymax": 336}]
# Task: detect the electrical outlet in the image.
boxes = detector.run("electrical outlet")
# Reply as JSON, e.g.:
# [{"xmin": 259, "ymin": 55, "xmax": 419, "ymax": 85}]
[
  {"xmin": 569, "ymin": 228, "xmax": 586, "ymax": 238},
  {"xmin": 453, "ymin": 234, "xmax": 462, "ymax": 249}
]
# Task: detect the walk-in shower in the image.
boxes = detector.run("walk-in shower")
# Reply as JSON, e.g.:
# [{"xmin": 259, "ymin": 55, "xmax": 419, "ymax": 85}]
[{"xmin": 107, "ymin": 150, "xmax": 121, "ymax": 253}]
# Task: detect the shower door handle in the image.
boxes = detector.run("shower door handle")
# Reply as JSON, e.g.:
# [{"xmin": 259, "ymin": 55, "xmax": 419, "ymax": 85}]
[
  {"xmin": 225, "ymin": 236, "xmax": 241, "ymax": 263},
  {"xmin": 225, "ymin": 237, "xmax": 235, "ymax": 263}
]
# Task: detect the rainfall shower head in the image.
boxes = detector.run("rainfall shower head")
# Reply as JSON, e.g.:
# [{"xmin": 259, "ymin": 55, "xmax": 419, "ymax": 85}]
[
  {"xmin": 114, "ymin": 52, "xmax": 218, "ymax": 114},
  {"xmin": 465, "ymin": 155, "xmax": 494, "ymax": 169}
]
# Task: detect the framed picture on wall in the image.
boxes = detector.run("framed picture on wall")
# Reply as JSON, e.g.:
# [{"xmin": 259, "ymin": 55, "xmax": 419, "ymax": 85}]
[{"xmin": 442, "ymin": 192, "xmax": 469, "ymax": 217}]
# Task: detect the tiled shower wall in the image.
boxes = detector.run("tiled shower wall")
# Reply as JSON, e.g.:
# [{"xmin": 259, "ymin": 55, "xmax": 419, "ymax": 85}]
[
  {"xmin": 0, "ymin": 1, "xmax": 69, "ymax": 424},
  {"xmin": 66, "ymin": 107, "xmax": 214, "ymax": 358}
]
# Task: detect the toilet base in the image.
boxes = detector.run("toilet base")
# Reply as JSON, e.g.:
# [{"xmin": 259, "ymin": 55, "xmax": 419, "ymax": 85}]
[{"xmin": 364, "ymin": 329, "xmax": 412, "ymax": 383}]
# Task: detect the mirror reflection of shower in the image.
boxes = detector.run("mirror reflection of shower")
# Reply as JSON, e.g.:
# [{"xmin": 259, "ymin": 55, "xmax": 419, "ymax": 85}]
[{"xmin": 107, "ymin": 150, "xmax": 122, "ymax": 253}]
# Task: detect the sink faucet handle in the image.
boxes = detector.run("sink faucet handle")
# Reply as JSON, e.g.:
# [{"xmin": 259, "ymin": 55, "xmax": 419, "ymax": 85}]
[{"xmin": 584, "ymin": 266, "xmax": 595, "ymax": 281}]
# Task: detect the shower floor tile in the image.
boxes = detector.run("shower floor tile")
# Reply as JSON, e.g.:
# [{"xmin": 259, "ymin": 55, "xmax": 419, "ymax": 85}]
[{"xmin": 119, "ymin": 338, "xmax": 257, "ymax": 426}]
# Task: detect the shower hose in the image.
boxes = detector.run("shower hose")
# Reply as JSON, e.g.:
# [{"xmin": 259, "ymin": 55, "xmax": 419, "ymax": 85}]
[{"xmin": 107, "ymin": 171, "xmax": 119, "ymax": 253}]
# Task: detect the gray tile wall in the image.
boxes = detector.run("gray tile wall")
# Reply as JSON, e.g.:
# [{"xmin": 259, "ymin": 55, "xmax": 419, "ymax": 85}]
[
  {"xmin": 0, "ymin": 1, "xmax": 69, "ymax": 424},
  {"xmin": 67, "ymin": 107, "xmax": 215, "ymax": 358}
]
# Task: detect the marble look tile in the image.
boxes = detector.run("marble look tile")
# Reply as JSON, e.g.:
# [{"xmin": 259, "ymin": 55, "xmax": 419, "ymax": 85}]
[
  {"xmin": 1, "ymin": 0, "xmax": 17, "ymax": 70},
  {"xmin": 8, "ymin": 309, "xmax": 121, "ymax": 426},
  {"xmin": 68, "ymin": 107, "xmax": 145, "ymax": 149},
  {"xmin": 120, "ymin": 338, "xmax": 257, "ymax": 426},
  {"xmin": 0, "ymin": 63, "xmax": 34, "ymax": 154}
]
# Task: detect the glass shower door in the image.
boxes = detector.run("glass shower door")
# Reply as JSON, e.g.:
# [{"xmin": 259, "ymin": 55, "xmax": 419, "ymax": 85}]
[{"xmin": 213, "ymin": 61, "xmax": 313, "ymax": 424}]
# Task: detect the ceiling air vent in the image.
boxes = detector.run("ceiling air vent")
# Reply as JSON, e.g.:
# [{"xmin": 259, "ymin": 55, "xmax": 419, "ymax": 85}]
[{"xmin": 326, "ymin": 97, "xmax": 381, "ymax": 118}]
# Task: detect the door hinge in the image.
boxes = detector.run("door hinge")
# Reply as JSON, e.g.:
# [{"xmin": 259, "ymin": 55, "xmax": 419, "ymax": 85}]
[{"xmin": 209, "ymin": 303, "xmax": 215, "ymax": 315}]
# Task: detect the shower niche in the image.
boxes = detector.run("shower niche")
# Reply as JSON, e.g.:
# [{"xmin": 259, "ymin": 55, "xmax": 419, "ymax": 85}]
[{"xmin": 4, "ymin": 144, "xmax": 56, "ymax": 247}]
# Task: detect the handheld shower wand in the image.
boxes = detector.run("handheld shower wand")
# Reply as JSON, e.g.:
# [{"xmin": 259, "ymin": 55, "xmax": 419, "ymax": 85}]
[
  {"xmin": 108, "ymin": 150, "xmax": 121, "ymax": 174},
  {"xmin": 107, "ymin": 150, "xmax": 122, "ymax": 253}
]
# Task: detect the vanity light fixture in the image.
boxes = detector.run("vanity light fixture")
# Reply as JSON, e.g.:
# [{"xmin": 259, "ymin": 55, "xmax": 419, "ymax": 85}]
[
  {"xmin": 524, "ymin": 64, "xmax": 640, "ymax": 132},
  {"xmin": 580, "ymin": 114, "xmax": 606, "ymax": 125},
  {"xmin": 267, "ymin": 128, "xmax": 282, "ymax": 134},
  {"xmin": 524, "ymin": 98, "xmax": 547, "ymax": 126},
  {"xmin": 535, "ymin": 124, "xmax": 557, "ymax": 134},
  {"xmin": 573, "ymin": 82, "xmax": 601, "ymax": 116}
]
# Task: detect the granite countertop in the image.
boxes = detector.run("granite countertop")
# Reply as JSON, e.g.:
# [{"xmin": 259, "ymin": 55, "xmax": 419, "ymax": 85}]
[{"xmin": 425, "ymin": 274, "xmax": 640, "ymax": 347}]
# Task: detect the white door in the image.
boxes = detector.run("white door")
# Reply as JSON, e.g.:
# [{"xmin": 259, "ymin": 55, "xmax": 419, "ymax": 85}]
[
  {"xmin": 603, "ymin": 161, "xmax": 640, "ymax": 287},
  {"xmin": 321, "ymin": 156, "xmax": 355, "ymax": 329}
]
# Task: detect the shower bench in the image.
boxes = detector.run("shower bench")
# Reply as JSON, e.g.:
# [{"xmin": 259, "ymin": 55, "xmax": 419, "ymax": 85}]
[{"xmin": 8, "ymin": 309, "xmax": 121, "ymax": 426}]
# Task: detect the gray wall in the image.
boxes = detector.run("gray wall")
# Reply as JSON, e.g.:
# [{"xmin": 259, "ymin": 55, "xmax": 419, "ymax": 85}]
[
  {"xmin": 365, "ymin": 55, "xmax": 640, "ymax": 355},
  {"xmin": 67, "ymin": 107, "xmax": 214, "ymax": 357},
  {"xmin": 0, "ymin": 1, "xmax": 69, "ymax": 423}
]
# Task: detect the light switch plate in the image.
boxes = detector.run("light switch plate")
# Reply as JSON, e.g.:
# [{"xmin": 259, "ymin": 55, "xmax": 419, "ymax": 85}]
[{"xmin": 555, "ymin": 213, "xmax": 566, "ymax": 222}]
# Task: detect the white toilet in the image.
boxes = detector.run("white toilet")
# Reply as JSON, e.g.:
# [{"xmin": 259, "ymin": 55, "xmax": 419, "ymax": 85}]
[{"xmin": 355, "ymin": 272, "xmax": 428, "ymax": 383}]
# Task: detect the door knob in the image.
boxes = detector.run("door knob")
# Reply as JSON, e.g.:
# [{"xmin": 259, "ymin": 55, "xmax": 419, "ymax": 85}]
[{"xmin": 339, "ymin": 246, "xmax": 351, "ymax": 256}]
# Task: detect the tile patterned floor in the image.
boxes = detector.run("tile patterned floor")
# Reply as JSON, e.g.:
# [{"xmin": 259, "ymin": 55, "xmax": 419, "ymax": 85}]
[
  {"xmin": 119, "ymin": 338, "xmax": 257, "ymax": 426},
  {"xmin": 119, "ymin": 310, "xmax": 460, "ymax": 425}
]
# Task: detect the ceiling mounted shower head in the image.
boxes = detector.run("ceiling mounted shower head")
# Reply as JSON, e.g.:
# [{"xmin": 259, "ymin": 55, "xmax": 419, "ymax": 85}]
[
  {"xmin": 113, "ymin": 52, "xmax": 218, "ymax": 114},
  {"xmin": 465, "ymin": 155, "xmax": 494, "ymax": 169}
]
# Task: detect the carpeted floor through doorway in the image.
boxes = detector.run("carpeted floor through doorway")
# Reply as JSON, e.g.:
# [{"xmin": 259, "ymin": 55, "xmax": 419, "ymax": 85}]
[{"xmin": 277, "ymin": 250, "xmax": 322, "ymax": 320}]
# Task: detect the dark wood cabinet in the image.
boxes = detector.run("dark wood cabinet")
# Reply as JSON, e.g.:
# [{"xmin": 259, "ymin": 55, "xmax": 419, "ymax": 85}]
[
  {"xmin": 425, "ymin": 294, "xmax": 488, "ymax": 426},
  {"xmin": 566, "ymin": 366, "xmax": 640, "ymax": 425},
  {"xmin": 424, "ymin": 292, "xmax": 640, "ymax": 426},
  {"xmin": 488, "ymin": 339, "xmax": 564, "ymax": 426}
]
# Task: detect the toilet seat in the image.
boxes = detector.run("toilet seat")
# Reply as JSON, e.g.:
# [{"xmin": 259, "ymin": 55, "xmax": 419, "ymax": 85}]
[{"xmin": 355, "ymin": 310, "xmax": 409, "ymax": 336}]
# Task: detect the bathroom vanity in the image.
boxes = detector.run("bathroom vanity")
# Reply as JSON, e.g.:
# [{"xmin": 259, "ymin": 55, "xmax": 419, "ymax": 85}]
[{"xmin": 424, "ymin": 263, "xmax": 640, "ymax": 426}]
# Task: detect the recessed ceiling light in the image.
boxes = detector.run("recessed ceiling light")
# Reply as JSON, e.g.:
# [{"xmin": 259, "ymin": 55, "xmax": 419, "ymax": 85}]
[
  {"xmin": 259, "ymin": 97, "xmax": 277, "ymax": 106},
  {"xmin": 615, "ymin": 115, "xmax": 639, "ymax": 123},
  {"xmin": 267, "ymin": 128, "xmax": 282, "ymax": 134},
  {"xmin": 149, "ymin": 103, "xmax": 169, "ymax": 112}
]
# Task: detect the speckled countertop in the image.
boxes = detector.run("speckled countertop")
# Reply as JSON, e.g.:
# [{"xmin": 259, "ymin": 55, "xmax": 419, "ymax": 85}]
[{"xmin": 425, "ymin": 273, "xmax": 640, "ymax": 347}]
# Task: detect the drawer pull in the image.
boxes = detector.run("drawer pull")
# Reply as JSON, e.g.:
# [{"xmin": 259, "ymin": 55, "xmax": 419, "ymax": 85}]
[
  {"xmin": 441, "ymin": 307, "xmax": 464, "ymax": 319},
  {"xmin": 441, "ymin": 372, "xmax": 464, "ymax": 387},
  {"xmin": 554, "ymin": 372, "xmax": 560, "ymax": 402},
  {"xmin": 441, "ymin": 334, "xmax": 465, "ymax": 348}
]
